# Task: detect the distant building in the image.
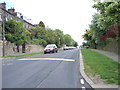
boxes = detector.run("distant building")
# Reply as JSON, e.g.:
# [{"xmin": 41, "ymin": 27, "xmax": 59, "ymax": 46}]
[
  {"xmin": 0, "ymin": 2, "xmax": 34, "ymax": 41},
  {"xmin": 0, "ymin": 2, "xmax": 35, "ymax": 56}
]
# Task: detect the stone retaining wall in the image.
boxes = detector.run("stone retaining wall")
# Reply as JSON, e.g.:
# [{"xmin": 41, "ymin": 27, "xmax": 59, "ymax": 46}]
[
  {"xmin": 25, "ymin": 44, "xmax": 44, "ymax": 53},
  {"xmin": 97, "ymin": 40, "xmax": 119, "ymax": 55},
  {"xmin": 0, "ymin": 41, "xmax": 44, "ymax": 57}
]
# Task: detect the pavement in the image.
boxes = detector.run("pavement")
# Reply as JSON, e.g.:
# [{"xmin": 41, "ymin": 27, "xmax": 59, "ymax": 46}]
[
  {"xmin": 80, "ymin": 49, "xmax": 120, "ymax": 89},
  {"xmin": 91, "ymin": 49, "xmax": 119, "ymax": 63}
]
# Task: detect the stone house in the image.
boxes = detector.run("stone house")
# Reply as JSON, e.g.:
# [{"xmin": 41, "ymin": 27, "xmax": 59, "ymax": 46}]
[{"xmin": 0, "ymin": 2, "xmax": 36, "ymax": 56}]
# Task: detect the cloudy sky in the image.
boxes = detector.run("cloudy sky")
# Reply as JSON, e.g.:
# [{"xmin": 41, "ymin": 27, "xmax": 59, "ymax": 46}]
[{"xmin": 1, "ymin": 0, "xmax": 96, "ymax": 45}]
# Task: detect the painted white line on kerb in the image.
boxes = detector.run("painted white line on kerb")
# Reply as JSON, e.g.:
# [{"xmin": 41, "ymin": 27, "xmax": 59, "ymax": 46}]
[
  {"xmin": 81, "ymin": 79, "xmax": 84, "ymax": 84},
  {"xmin": 82, "ymin": 87, "xmax": 85, "ymax": 90}
]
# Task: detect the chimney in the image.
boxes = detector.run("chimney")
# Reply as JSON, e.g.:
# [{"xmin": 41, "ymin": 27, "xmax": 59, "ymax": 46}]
[
  {"xmin": 8, "ymin": 8, "xmax": 15, "ymax": 13},
  {"xmin": 20, "ymin": 15, "xmax": 23, "ymax": 19},
  {"xmin": 0, "ymin": 2, "xmax": 6, "ymax": 9}
]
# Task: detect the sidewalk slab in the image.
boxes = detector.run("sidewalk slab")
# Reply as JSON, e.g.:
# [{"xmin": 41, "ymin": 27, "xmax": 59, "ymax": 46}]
[{"xmin": 91, "ymin": 49, "xmax": 119, "ymax": 63}]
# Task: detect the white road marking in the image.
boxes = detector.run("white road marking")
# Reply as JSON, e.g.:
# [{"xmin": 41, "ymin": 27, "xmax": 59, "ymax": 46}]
[
  {"xmin": 18, "ymin": 58, "xmax": 75, "ymax": 62},
  {"xmin": 81, "ymin": 79, "xmax": 84, "ymax": 84},
  {"xmin": 82, "ymin": 86, "xmax": 85, "ymax": 90}
]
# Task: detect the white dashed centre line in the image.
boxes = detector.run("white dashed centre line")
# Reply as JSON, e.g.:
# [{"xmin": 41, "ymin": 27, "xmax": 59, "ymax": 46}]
[
  {"xmin": 81, "ymin": 79, "xmax": 84, "ymax": 84},
  {"xmin": 82, "ymin": 86, "xmax": 86, "ymax": 90}
]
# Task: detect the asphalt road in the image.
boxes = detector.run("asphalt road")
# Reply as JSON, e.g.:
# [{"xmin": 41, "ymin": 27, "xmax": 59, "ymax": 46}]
[{"xmin": 2, "ymin": 49, "xmax": 92, "ymax": 89}]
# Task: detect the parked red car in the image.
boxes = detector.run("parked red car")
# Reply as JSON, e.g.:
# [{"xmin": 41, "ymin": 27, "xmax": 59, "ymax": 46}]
[{"xmin": 44, "ymin": 44, "xmax": 58, "ymax": 54}]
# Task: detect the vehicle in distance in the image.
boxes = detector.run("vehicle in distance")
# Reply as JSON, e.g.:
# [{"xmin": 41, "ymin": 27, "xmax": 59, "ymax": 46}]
[
  {"xmin": 63, "ymin": 46, "xmax": 76, "ymax": 50},
  {"xmin": 44, "ymin": 44, "xmax": 58, "ymax": 54},
  {"xmin": 63, "ymin": 46, "xmax": 69, "ymax": 50}
]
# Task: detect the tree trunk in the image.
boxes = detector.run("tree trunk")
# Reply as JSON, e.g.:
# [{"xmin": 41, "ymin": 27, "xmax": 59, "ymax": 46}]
[
  {"xmin": 22, "ymin": 43, "xmax": 26, "ymax": 53},
  {"xmin": 16, "ymin": 45, "xmax": 19, "ymax": 52},
  {"xmin": 94, "ymin": 43, "xmax": 97, "ymax": 49}
]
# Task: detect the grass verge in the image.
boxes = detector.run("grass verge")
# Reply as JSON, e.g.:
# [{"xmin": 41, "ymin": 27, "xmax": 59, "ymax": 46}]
[
  {"xmin": 2, "ymin": 52, "xmax": 43, "ymax": 58},
  {"xmin": 81, "ymin": 49, "xmax": 120, "ymax": 85}
]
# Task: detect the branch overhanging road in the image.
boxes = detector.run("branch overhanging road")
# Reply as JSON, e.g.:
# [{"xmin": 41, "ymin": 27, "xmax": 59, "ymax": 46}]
[{"xmin": 2, "ymin": 49, "xmax": 93, "ymax": 89}]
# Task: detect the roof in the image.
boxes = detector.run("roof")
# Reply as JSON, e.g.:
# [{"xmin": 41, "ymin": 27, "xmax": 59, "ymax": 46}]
[{"xmin": 0, "ymin": 7, "xmax": 34, "ymax": 26}]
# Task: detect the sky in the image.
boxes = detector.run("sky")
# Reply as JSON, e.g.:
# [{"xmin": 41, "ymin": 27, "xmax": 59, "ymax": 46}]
[{"xmin": 1, "ymin": 0, "xmax": 96, "ymax": 45}]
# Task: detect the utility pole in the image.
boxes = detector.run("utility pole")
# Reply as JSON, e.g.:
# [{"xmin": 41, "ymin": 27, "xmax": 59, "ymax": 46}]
[
  {"xmin": 2, "ymin": 10, "xmax": 5, "ymax": 56},
  {"xmin": 0, "ymin": 7, "xmax": 5, "ymax": 56}
]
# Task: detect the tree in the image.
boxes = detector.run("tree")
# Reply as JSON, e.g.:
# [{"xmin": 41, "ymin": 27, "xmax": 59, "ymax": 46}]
[
  {"xmin": 54, "ymin": 29, "xmax": 65, "ymax": 48},
  {"xmin": 5, "ymin": 20, "xmax": 26, "ymax": 52},
  {"xmin": 31, "ymin": 26, "xmax": 46, "ymax": 39},
  {"xmin": 22, "ymin": 30, "xmax": 31, "ymax": 53},
  {"xmin": 73, "ymin": 41, "xmax": 78, "ymax": 47},
  {"xmin": 28, "ymin": 22, "xmax": 76, "ymax": 48},
  {"xmin": 93, "ymin": 2, "xmax": 119, "ymax": 30},
  {"xmin": 82, "ymin": 2, "xmax": 119, "ymax": 48},
  {"xmin": 38, "ymin": 21, "xmax": 45, "ymax": 29},
  {"xmin": 28, "ymin": 25, "xmax": 48, "ymax": 46},
  {"xmin": 64, "ymin": 34, "xmax": 73, "ymax": 46}
]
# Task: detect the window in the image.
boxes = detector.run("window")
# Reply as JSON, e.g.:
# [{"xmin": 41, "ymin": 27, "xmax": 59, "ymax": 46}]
[
  {"xmin": 6, "ymin": 17, "xmax": 8, "ymax": 21},
  {"xmin": 6, "ymin": 16, "xmax": 10, "ymax": 20}
]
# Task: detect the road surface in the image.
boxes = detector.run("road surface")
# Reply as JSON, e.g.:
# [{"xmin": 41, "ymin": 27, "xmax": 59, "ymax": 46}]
[{"xmin": 2, "ymin": 49, "xmax": 93, "ymax": 89}]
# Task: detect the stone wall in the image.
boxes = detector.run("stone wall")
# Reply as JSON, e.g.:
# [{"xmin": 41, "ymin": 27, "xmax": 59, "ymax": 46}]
[
  {"xmin": 25, "ymin": 44, "xmax": 44, "ymax": 53},
  {"xmin": 4, "ymin": 41, "xmax": 22, "ymax": 56},
  {"xmin": 0, "ymin": 41, "xmax": 44, "ymax": 57},
  {"xmin": 97, "ymin": 40, "xmax": 119, "ymax": 55}
]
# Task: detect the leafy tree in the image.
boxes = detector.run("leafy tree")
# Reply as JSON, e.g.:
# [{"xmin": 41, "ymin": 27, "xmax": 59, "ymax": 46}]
[
  {"xmin": 82, "ymin": 2, "xmax": 119, "ymax": 48},
  {"xmin": 54, "ymin": 29, "xmax": 65, "ymax": 48},
  {"xmin": 82, "ymin": 42, "xmax": 90, "ymax": 48},
  {"xmin": 5, "ymin": 20, "xmax": 26, "ymax": 52},
  {"xmin": 30, "ymin": 26, "xmax": 46, "ymax": 39},
  {"xmin": 45, "ymin": 29, "xmax": 59, "ymax": 45},
  {"xmin": 64, "ymin": 34, "xmax": 73, "ymax": 46},
  {"xmin": 5, "ymin": 19, "xmax": 77, "ymax": 53},
  {"xmin": 38, "ymin": 21, "xmax": 45, "ymax": 29},
  {"xmin": 22, "ymin": 30, "xmax": 32, "ymax": 53},
  {"xmin": 93, "ymin": 2, "xmax": 119, "ymax": 30},
  {"xmin": 72, "ymin": 41, "xmax": 78, "ymax": 47}
]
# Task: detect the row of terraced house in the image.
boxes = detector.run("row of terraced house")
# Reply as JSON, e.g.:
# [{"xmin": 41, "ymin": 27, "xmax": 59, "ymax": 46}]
[{"xmin": 0, "ymin": 2, "xmax": 44, "ymax": 56}]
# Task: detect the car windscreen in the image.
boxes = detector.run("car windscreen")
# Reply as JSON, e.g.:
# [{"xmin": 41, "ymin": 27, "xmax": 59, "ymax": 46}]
[{"xmin": 46, "ymin": 45, "xmax": 54, "ymax": 48}]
